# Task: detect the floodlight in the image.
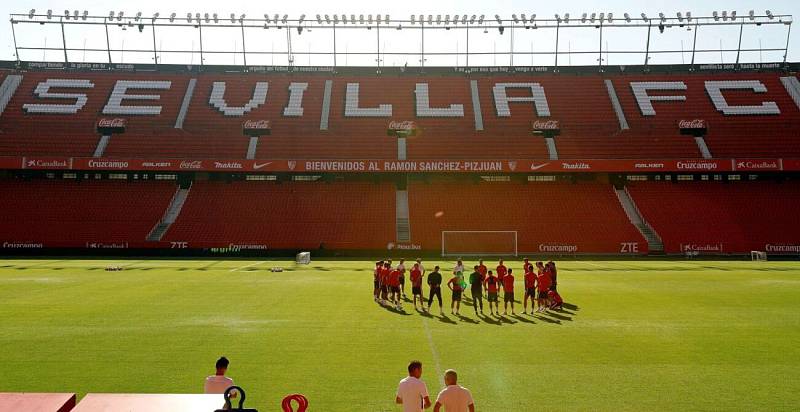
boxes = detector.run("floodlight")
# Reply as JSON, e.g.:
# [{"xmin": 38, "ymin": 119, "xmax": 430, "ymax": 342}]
[
  {"xmin": 470, "ymin": 15, "xmax": 476, "ymax": 24},
  {"xmin": 590, "ymin": 13, "xmax": 596, "ymax": 23},
  {"xmin": 187, "ymin": 13, "xmax": 193, "ymax": 23},
  {"xmin": 529, "ymin": 14, "xmax": 536, "ymax": 22},
  {"xmin": 204, "ymin": 13, "xmax": 209, "ymax": 23},
  {"xmin": 722, "ymin": 11, "xmax": 728, "ymax": 21},
  {"xmin": 386, "ymin": 15, "xmax": 390, "ymax": 24},
  {"xmin": 152, "ymin": 12, "xmax": 159, "ymax": 19},
  {"xmin": 640, "ymin": 13, "xmax": 648, "ymax": 22},
  {"xmin": 342, "ymin": 14, "xmax": 348, "ymax": 24},
  {"xmin": 169, "ymin": 13, "xmax": 176, "ymax": 22},
  {"xmin": 686, "ymin": 12, "xmax": 692, "ymax": 22},
  {"xmin": 512, "ymin": 14, "xmax": 518, "ymax": 23},
  {"xmin": 28, "ymin": 9, "xmax": 35, "ymax": 19},
  {"xmin": 555, "ymin": 13, "xmax": 560, "ymax": 23},
  {"xmin": 677, "ymin": 12, "xmax": 683, "ymax": 22},
  {"xmin": 445, "ymin": 14, "xmax": 450, "ymax": 24},
  {"xmin": 495, "ymin": 14, "xmax": 502, "ymax": 24},
  {"xmin": 299, "ymin": 14, "xmax": 305, "ymax": 23},
  {"xmin": 64, "ymin": 10, "xmax": 70, "ymax": 20},
  {"xmin": 582, "ymin": 13, "xmax": 587, "ymax": 23},
  {"xmin": 74, "ymin": 10, "xmax": 79, "ymax": 19},
  {"xmin": 624, "ymin": 13, "xmax": 631, "ymax": 22},
  {"xmin": 478, "ymin": 15, "xmax": 484, "ymax": 24},
  {"xmin": 658, "ymin": 12, "xmax": 665, "ymax": 22},
  {"xmin": 766, "ymin": 10, "xmax": 774, "ymax": 19},
  {"xmin": 607, "ymin": 13, "xmax": 613, "ymax": 22},
  {"xmin": 239, "ymin": 14, "xmax": 246, "ymax": 23},
  {"xmin": 117, "ymin": 11, "xmax": 124, "ymax": 21},
  {"xmin": 230, "ymin": 13, "xmax": 235, "ymax": 23},
  {"xmin": 282, "ymin": 15, "xmax": 288, "ymax": 23},
  {"xmin": 212, "ymin": 13, "xmax": 218, "ymax": 23},
  {"xmin": 324, "ymin": 14, "xmax": 330, "ymax": 23},
  {"xmin": 713, "ymin": 11, "xmax": 719, "ymax": 21},
  {"xmin": 48, "ymin": 10, "xmax": 54, "ymax": 19},
  {"xmin": 749, "ymin": 10, "xmax": 755, "ymax": 20},
  {"xmin": 135, "ymin": 11, "xmax": 142, "ymax": 21},
  {"xmin": 730, "ymin": 11, "xmax": 736, "ymax": 20},
  {"xmin": 599, "ymin": 13, "xmax": 605, "ymax": 22},
  {"xmin": 564, "ymin": 13, "xmax": 570, "ymax": 23}
]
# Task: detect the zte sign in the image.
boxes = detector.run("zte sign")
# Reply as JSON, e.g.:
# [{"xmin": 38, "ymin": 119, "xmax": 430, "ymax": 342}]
[
  {"xmin": 620, "ymin": 242, "xmax": 640, "ymax": 253},
  {"xmin": 170, "ymin": 242, "xmax": 189, "ymax": 249}
]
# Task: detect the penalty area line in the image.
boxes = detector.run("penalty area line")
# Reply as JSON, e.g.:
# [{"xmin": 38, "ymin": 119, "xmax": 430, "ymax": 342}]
[{"xmin": 229, "ymin": 261, "xmax": 266, "ymax": 272}]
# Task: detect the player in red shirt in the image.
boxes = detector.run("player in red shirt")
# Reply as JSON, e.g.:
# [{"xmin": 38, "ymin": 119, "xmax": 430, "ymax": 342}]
[
  {"xmin": 410, "ymin": 263, "xmax": 425, "ymax": 311},
  {"xmin": 477, "ymin": 259, "xmax": 488, "ymax": 281},
  {"xmin": 373, "ymin": 260, "xmax": 383, "ymax": 302},
  {"xmin": 380, "ymin": 262, "xmax": 391, "ymax": 302},
  {"xmin": 496, "ymin": 259, "xmax": 507, "ymax": 286},
  {"xmin": 502, "ymin": 268, "xmax": 516, "ymax": 315},
  {"xmin": 388, "ymin": 267, "xmax": 403, "ymax": 310},
  {"xmin": 447, "ymin": 274, "xmax": 464, "ymax": 315},
  {"xmin": 523, "ymin": 267, "xmax": 538, "ymax": 315},
  {"xmin": 536, "ymin": 263, "xmax": 552, "ymax": 313},
  {"xmin": 523, "ymin": 258, "xmax": 534, "ymax": 276},
  {"xmin": 483, "ymin": 270, "xmax": 500, "ymax": 315}
]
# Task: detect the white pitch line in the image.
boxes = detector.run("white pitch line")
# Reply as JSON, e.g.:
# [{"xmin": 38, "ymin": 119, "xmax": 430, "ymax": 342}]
[
  {"xmin": 423, "ymin": 318, "xmax": 444, "ymax": 386},
  {"xmin": 229, "ymin": 261, "xmax": 265, "ymax": 272}
]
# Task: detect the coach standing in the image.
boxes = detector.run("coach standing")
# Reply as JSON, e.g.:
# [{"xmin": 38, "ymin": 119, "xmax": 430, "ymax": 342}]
[
  {"xmin": 396, "ymin": 361, "xmax": 432, "ymax": 411},
  {"xmin": 427, "ymin": 266, "xmax": 444, "ymax": 315},
  {"xmin": 434, "ymin": 369, "xmax": 475, "ymax": 412}
]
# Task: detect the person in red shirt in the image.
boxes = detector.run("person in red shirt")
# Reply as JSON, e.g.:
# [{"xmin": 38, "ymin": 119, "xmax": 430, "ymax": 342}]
[
  {"xmin": 523, "ymin": 267, "xmax": 537, "ymax": 315},
  {"xmin": 388, "ymin": 267, "xmax": 403, "ymax": 310},
  {"xmin": 536, "ymin": 263, "xmax": 552, "ymax": 313},
  {"xmin": 483, "ymin": 270, "xmax": 500, "ymax": 315},
  {"xmin": 380, "ymin": 262, "xmax": 391, "ymax": 302},
  {"xmin": 477, "ymin": 259, "xmax": 487, "ymax": 281},
  {"xmin": 502, "ymin": 268, "xmax": 516, "ymax": 316},
  {"xmin": 373, "ymin": 260, "xmax": 384, "ymax": 302},
  {"xmin": 523, "ymin": 258, "xmax": 534, "ymax": 276},
  {"xmin": 496, "ymin": 259, "xmax": 507, "ymax": 286},
  {"xmin": 447, "ymin": 274, "xmax": 464, "ymax": 315},
  {"xmin": 410, "ymin": 263, "xmax": 425, "ymax": 311}
]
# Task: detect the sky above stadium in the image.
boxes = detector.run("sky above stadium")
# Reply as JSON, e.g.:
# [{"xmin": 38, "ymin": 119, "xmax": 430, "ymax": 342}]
[{"xmin": 2, "ymin": 0, "xmax": 798, "ymax": 66}]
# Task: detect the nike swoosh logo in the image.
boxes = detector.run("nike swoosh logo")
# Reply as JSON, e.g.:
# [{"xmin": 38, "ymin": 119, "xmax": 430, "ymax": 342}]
[
  {"xmin": 530, "ymin": 162, "xmax": 550, "ymax": 171},
  {"xmin": 253, "ymin": 162, "xmax": 272, "ymax": 169}
]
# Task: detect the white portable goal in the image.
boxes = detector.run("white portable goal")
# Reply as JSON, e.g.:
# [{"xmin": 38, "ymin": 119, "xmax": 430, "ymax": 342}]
[
  {"xmin": 296, "ymin": 251, "xmax": 311, "ymax": 264},
  {"xmin": 441, "ymin": 231, "xmax": 518, "ymax": 257},
  {"xmin": 750, "ymin": 251, "xmax": 767, "ymax": 262}
]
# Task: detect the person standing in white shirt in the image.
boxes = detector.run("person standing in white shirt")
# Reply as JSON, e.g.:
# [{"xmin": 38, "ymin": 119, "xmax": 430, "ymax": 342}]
[
  {"xmin": 396, "ymin": 360, "xmax": 431, "ymax": 412},
  {"xmin": 204, "ymin": 356, "xmax": 237, "ymax": 398},
  {"xmin": 434, "ymin": 369, "xmax": 474, "ymax": 412}
]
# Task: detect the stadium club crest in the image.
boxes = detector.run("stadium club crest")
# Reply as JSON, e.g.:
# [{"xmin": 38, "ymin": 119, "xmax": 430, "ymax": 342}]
[
  {"xmin": 508, "ymin": 161, "xmax": 517, "ymax": 171},
  {"xmin": 387, "ymin": 120, "xmax": 418, "ymax": 137},
  {"xmin": 287, "ymin": 161, "xmax": 297, "ymax": 171}
]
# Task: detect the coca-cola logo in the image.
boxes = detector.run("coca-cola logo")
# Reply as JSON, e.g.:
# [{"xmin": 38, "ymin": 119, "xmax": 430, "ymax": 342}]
[
  {"xmin": 97, "ymin": 118, "xmax": 127, "ymax": 128},
  {"xmin": 179, "ymin": 160, "xmax": 203, "ymax": 169},
  {"xmin": 243, "ymin": 120, "xmax": 270, "ymax": 129},
  {"xmin": 678, "ymin": 119, "xmax": 707, "ymax": 129},
  {"xmin": 388, "ymin": 120, "xmax": 417, "ymax": 130},
  {"xmin": 532, "ymin": 120, "xmax": 560, "ymax": 130}
]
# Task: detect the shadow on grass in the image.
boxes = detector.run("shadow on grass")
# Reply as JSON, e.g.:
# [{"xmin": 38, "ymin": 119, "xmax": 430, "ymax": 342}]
[
  {"xmin": 511, "ymin": 314, "xmax": 536, "ymax": 324},
  {"xmin": 562, "ymin": 303, "xmax": 579, "ymax": 311},
  {"xmin": 456, "ymin": 314, "xmax": 480, "ymax": 324},
  {"xmin": 497, "ymin": 315, "xmax": 517, "ymax": 325},
  {"xmin": 544, "ymin": 311, "xmax": 572, "ymax": 321},
  {"xmin": 438, "ymin": 314, "xmax": 457, "ymax": 325},
  {"xmin": 534, "ymin": 314, "xmax": 561, "ymax": 324},
  {"xmin": 380, "ymin": 303, "xmax": 413, "ymax": 316},
  {"xmin": 479, "ymin": 314, "xmax": 502, "ymax": 325}
]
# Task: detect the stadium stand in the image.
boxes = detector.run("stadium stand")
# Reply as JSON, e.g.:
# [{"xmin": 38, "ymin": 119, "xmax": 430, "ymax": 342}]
[
  {"xmin": 1, "ymin": 68, "xmax": 797, "ymax": 160},
  {"xmin": 0, "ymin": 179, "xmax": 174, "ymax": 246},
  {"xmin": 626, "ymin": 180, "xmax": 800, "ymax": 253},
  {"xmin": 407, "ymin": 179, "xmax": 647, "ymax": 254},
  {"xmin": 163, "ymin": 180, "xmax": 396, "ymax": 250}
]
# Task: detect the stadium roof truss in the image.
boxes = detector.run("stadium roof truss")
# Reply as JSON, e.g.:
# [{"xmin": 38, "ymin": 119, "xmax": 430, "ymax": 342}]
[{"xmin": 8, "ymin": 10, "xmax": 794, "ymax": 70}]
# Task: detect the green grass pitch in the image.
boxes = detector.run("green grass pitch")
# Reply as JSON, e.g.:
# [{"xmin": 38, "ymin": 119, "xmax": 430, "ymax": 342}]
[{"xmin": 1, "ymin": 258, "xmax": 799, "ymax": 411}]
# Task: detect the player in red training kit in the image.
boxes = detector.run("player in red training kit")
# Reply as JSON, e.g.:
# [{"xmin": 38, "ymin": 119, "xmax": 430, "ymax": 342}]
[
  {"xmin": 523, "ymin": 266, "xmax": 537, "ymax": 315},
  {"xmin": 388, "ymin": 267, "xmax": 403, "ymax": 310},
  {"xmin": 496, "ymin": 259, "xmax": 507, "ymax": 287},
  {"xmin": 410, "ymin": 263, "xmax": 425, "ymax": 311},
  {"xmin": 536, "ymin": 262, "xmax": 552, "ymax": 313},
  {"xmin": 373, "ymin": 260, "xmax": 383, "ymax": 302},
  {"xmin": 484, "ymin": 270, "xmax": 500, "ymax": 315},
  {"xmin": 447, "ymin": 274, "xmax": 464, "ymax": 315},
  {"xmin": 502, "ymin": 268, "xmax": 516, "ymax": 316}
]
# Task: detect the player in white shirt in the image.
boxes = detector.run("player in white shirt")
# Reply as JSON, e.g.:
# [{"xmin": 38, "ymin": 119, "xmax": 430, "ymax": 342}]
[
  {"xmin": 396, "ymin": 360, "xmax": 432, "ymax": 412},
  {"xmin": 204, "ymin": 356, "xmax": 237, "ymax": 398},
  {"xmin": 415, "ymin": 258, "xmax": 426, "ymax": 276},
  {"xmin": 434, "ymin": 369, "xmax": 474, "ymax": 412}
]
